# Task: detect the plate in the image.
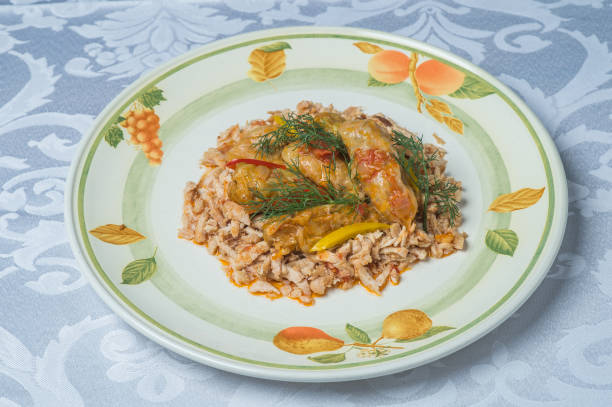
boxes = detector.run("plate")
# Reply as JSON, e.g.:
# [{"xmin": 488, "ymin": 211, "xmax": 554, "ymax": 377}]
[{"xmin": 65, "ymin": 27, "xmax": 567, "ymax": 382}]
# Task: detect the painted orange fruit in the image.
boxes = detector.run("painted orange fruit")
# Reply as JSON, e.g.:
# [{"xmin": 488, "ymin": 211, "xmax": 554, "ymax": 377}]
[
  {"xmin": 382, "ymin": 309, "xmax": 432, "ymax": 340},
  {"xmin": 368, "ymin": 50, "xmax": 411, "ymax": 84},
  {"xmin": 273, "ymin": 327, "xmax": 344, "ymax": 354},
  {"xmin": 415, "ymin": 60, "xmax": 465, "ymax": 96}
]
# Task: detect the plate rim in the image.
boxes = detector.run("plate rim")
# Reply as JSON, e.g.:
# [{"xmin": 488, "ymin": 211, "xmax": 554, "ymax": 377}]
[{"xmin": 65, "ymin": 26, "xmax": 568, "ymax": 382}]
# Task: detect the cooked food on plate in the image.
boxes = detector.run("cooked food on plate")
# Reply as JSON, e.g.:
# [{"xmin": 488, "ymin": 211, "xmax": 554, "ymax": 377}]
[{"xmin": 179, "ymin": 101, "xmax": 465, "ymax": 304}]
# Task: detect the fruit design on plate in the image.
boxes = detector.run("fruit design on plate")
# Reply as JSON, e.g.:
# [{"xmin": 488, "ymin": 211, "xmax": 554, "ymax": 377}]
[
  {"xmin": 485, "ymin": 187, "xmax": 546, "ymax": 257},
  {"xmin": 368, "ymin": 50, "xmax": 411, "ymax": 84},
  {"xmin": 103, "ymin": 86, "xmax": 166, "ymax": 166},
  {"xmin": 354, "ymin": 42, "xmax": 497, "ymax": 134},
  {"xmin": 273, "ymin": 327, "xmax": 344, "ymax": 355},
  {"xmin": 272, "ymin": 309, "xmax": 455, "ymax": 364},
  {"xmin": 381, "ymin": 309, "xmax": 432, "ymax": 340},
  {"xmin": 416, "ymin": 59, "xmax": 466, "ymax": 96}
]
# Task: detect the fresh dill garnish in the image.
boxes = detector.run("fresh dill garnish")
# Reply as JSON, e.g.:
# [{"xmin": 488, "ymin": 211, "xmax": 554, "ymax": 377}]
[
  {"xmin": 253, "ymin": 113, "xmax": 349, "ymax": 162},
  {"xmin": 391, "ymin": 130, "xmax": 460, "ymax": 232},
  {"xmin": 429, "ymin": 178, "xmax": 461, "ymax": 227},
  {"xmin": 244, "ymin": 159, "xmax": 362, "ymax": 220},
  {"xmin": 391, "ymin": 131, "xmax": 433, "ymax": 230}
]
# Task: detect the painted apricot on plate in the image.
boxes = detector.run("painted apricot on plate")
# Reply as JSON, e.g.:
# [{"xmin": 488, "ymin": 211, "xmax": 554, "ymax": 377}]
[
  {"xmin": 273, "ymin": 327, "xmax": 344, "ymax": 355},
  {"xmin": 382, "ymin": 309, "xmax": 432, "ymax": 340},
  {"xmin": 415, "ymin": 59, "xmax": 465, "ymax": 96},
  {"xmin": 368, "ymin": 50, "xmax": 411, "ymax": 84}
]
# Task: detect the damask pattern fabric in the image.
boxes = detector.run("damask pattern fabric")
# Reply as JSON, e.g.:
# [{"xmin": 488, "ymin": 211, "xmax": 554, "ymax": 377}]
[{"xmin": 1, "ymin": 1, "xmax": 611, "ymax": 405}]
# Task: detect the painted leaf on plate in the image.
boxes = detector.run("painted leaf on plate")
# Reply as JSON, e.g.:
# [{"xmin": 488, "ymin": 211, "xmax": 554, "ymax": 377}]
[
  {"xmin": 89, "ymin": 224, "xmax": 146, "ymax": 245},
  {"xmin": 247, "ymin": 48, "xmax": 287, "ymax": 82},
  {"xmin": 425, "ymin": 102, "xmax": 445, "ymax": 123},
  {"xmin": 122, "ymin": 255, "xmax": 157, "ymax": 284},
  {"xmin": 449, "ymin": 74, "xmax": 496, "ymax": 99},
  {"xmin": 429, "ymin": 99, "xmax": 452, "ymax": 115},
  {"xmin": 396, "ymin": 326, "xmax": 454, "ymax": 342},
  {"xmin": 104, "ymin": 126, "xmax": 123, "ymax": 148},
  {"xmin": 485, "ymin": 229, "xmax": 519, "ymax": 256},
  {"xmin": 353, "ymin": 41, "xmax": 384, "ymax": 54},
  {"xmin": 368, "ymin": 75, "xmax": 397, "ymax": 87},
  {"xmin": 138, "ymin": 86, "xmax": 166, "ymax": 109},
  {"xmin": 258, "ymin": 41, "xmax": 292, "ymax": 53},
  {"xmin": 345, "ymin": 323, "xmax": 371, "ymax": 343},
  {"xmin": 488, "ymin": 188, "xmax": 545, "ymax": 212},
  {"xmin": 443, "ymin": 116, "xmax": 464, "ymax": 134},
  {"xmin": 308, "ymin": 353, "xmax": 346, "ymax": 364}
]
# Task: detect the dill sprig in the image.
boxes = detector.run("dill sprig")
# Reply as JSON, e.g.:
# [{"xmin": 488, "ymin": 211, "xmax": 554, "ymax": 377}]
[
  {"xmin": 253, "ymin": 113, "xmax": 349, "ymax": 161},
  {"xmin": 391, "ymin": 130, "xmax": 460, "ymax": 232},
  {"xmin": 244, "ymin": 160, "xmax": 362, "ymax": 220},
  {"xmin": 430, "ymin": 179, "xmax": 461, "ymax": 227}
]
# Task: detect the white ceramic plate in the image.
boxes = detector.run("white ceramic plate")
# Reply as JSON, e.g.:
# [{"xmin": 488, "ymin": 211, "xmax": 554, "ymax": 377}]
[{"xmin": 65, "ymin": 27, "xmax": 567, "ymax": 382}]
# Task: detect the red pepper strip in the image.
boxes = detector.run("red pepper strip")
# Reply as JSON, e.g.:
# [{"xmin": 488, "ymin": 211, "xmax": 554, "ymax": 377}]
[{"xmin": 225, "ymin": 158, "xmax": 286, "ymax": 170}]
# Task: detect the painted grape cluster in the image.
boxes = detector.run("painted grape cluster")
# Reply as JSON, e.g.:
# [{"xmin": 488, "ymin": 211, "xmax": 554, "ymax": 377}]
[
  {"xmin": 120, "ymin": 108, "xmax": 163, "ymax": 165},
  {"xmin": 103, "ymin": 86, "xmax": 167, "ymax": 166}
]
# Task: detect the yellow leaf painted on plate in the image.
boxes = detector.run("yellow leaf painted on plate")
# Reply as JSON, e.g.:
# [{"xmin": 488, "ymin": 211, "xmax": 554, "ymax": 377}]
[
  {"xmin": 353, "ymin": 41, "xmax": 384, "ymax": 54},
  {"xmin": 89, "ymin": 224, "xmax": 146, "ymax": 245},
  {"xmin": 443, "ymin": 116, "xmax": 464, "ymax": 134},
  {"xmin": 247, "ymin": 49, "xmax": 286, "ymax": 82},
  {"xmin": 488, "ymin": 188, "xmax": 545, "ymax": 212},
  {"xmin": 428, "ymin": 99, "xmax": 452, "ymax": 115},
  {"xmin": 425, "ymin": 102, "xmax": 445, "ymax": 123}
]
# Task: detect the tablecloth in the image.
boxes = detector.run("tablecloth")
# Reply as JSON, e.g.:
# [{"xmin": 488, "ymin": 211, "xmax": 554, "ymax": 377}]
[{"xmin": 1, "ymin": 0, "xmax": 611, "ymax": 405}]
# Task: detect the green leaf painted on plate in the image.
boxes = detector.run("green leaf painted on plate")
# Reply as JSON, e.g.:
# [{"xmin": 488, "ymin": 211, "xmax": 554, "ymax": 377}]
[
  {"xmin": 485, "ymin": 229, "xmax": 518, "ymax": 256},
  {"xmin": 345, "ymin": 323, "xmax": 371, "ymax": 344},
  {"xmin": 121, "ymin": 255, "xmax": 157, "ymax": 284},
  {"xmin": 308, "ymin": 352, "xmax": 346, "ymax": 364},
  {"xmin": 396, "ymin": 326, "xmax": 455, "ymax": 342},
  {"xmin": 258, "ymin": 41, "xmax": 292, "ymax": 53},
  {"xmin": 138, "ymin": 87, "xmax": 166, "ymax": 109},
  {"xmin": 368, "ymin": 75, "xmax": 397, "ymax": 87},
  {"xmin": 449, "ymin": 74, "xmax": 495, "ymax": 99},
  {"xmin": 104, "ymin": 126, "xmax": 124, "ymax": 148}
]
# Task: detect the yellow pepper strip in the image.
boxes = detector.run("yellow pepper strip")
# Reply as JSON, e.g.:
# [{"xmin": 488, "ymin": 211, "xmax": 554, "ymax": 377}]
[
  {"xmin": 407, "ymin": 168, "xmax": 419, "ymax": 192},
  {"xmin": 272, "ymin": 115, "xmax": 285, "ymax": 126},
  {"xmin": 310, "ymin": 222, "xmax": 390, "ymax": 252}
]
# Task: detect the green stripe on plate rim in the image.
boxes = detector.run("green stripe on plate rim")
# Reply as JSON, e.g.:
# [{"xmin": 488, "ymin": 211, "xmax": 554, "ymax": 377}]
[{"xmin": 76, "ymin": 33, "xmax": 555, "ymax": 370}]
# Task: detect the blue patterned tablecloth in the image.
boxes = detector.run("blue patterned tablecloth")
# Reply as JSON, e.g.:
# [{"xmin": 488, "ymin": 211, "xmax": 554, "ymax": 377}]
[{"xmin": 1, "ymin": 1, "xmax": 612, "ymax": 405}]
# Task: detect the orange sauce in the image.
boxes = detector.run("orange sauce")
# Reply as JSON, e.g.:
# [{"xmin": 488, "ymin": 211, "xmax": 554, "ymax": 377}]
[
  {"xmin": 378, "ymin": 277, "xmax": 389, "ymax": 291},
  {"xmin": 389, "ymin": 265, "xmax": 410, "ymax": 286},
  {"xmin": 358, "ymin": 280, "xmax": 381, "ymax": 296},
  {"xmin": 435, "ymin": 232, "xmax": 454, "ymax": 243},
  {"xmin": 441, "ymin": 250, "xmax": 455, "ymax": 258}
]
